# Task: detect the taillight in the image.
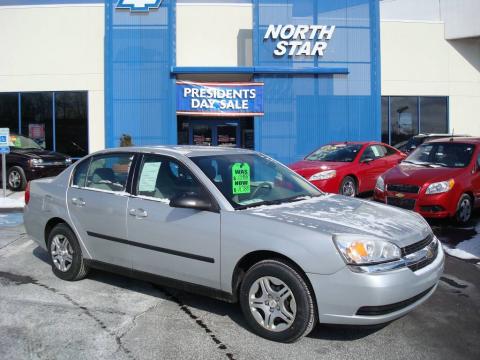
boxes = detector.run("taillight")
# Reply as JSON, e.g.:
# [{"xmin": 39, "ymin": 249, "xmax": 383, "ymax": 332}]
[{"xmin": 25, "ymin": 182, "xmax": 30, "ymax": 205}]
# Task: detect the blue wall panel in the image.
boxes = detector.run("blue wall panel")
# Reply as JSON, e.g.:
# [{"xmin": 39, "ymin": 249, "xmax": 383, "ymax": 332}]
[
  {"xmin": 105, "ymin": 0, "xmax": 176, "ymax": 148},
  {"xmin": 253, "ymin": 0, "xmax": 380, "ymax": 165}
]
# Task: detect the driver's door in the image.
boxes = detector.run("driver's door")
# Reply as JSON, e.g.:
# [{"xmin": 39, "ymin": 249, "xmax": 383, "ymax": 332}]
[
  {"xmin": 126, "ymin": 154, "xmax": 221, "ymax": 289},
  {"xmin": 357, "ymin": 145, "xmax": 387, "ymax": 191}
]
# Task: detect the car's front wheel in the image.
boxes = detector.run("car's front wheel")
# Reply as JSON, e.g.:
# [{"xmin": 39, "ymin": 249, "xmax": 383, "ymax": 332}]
[
  {"xmin": 7, "ymin": 166, "xmax": 27, "ymax": 191},
  {"xmin": 47, "ymin": 223, "xmax": 89, "ymax": 281},
  {"xmin": 239, "ymin": 259, "xmax": 317, "ymax": 343},
  {"xmin": 455, "ymin": 194, "xmax": 473, "ymax": 225},
  {"xmin": 339, "ymin": 176, "xmax": 357, "ymax": 197}
]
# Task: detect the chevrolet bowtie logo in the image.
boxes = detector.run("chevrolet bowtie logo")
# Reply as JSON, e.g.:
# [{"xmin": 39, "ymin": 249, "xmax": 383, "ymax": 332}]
[
  {"xmin": 116, "ymin": 0, "xmax": 163, "ymax": 12},
  {"xmin": 395, "ymin": 193, "xmax": 405, "ymax": 198}
]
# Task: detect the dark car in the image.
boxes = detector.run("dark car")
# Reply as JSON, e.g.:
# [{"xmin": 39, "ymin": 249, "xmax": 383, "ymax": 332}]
[
  {"xmin": 395, "ymin": 134, "xmax": 470, "ymax": 154},
  {"xmin": 0, "ymin": 134, "xmax": 72, "ymax": 191}
]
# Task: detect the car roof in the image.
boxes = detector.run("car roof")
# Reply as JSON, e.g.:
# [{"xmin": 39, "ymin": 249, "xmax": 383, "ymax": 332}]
[
  {"xmin": 425, "ymin": 137, "xmax": 480, "ymax": 144},
  {"xmin": 415, "ymin": 133, "xmax": 470, "ymax": 138},
  {"xmin": 329, "ymin": 141, "xmax": 381, "ymax": 146},
  {"xmin": 94, "ymin": 145, "xmax": 257, "ymax": 158}
]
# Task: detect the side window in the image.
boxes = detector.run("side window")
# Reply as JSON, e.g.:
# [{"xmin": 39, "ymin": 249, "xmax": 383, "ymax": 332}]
[
  {"xmin": 361, "ymin": 146, "xmax": 375, "ymax": 161},
  {"xmin": 85, "ymin": 154, "xmax": 133, "ymax": 192},
  {"xmin": 477, "ymin": 153, "xmax": 480, "ymax": 168},
  {"xmin": 137, "ymin": 155, "xmax": 203, "ymax": 201},
  {"xmin": 72, "ymin": 158, "xmax": 90, "ymax": 188},
  {"xmin": 384, "ymin": 145, "xmax": 397, "ymax": 156}
]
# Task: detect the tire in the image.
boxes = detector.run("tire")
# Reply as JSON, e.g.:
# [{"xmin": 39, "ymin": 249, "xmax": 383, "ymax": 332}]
[
  {"xmin": 455, "ymin": 194, "xmax": 473, "ymax": 225},
  {"xmin": 7, "ymin": 166, "xmax": 27, "ymax": 191},
  {"xmin": 339, "ymin": 176, "xmax": 357, "ymax": 197},
  {"xmin": 47, "ymin": 223, "xmax": 89, "ymax": 281},
  {"xmin": 239, "ymin": 259, "xmax": 317, "ymax": 343}
]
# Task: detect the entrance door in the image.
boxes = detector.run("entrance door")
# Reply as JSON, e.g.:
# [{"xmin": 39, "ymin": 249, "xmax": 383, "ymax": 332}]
[{"xmin": 189, "ymin": 121, "xmax": 240, "ymax": 147}]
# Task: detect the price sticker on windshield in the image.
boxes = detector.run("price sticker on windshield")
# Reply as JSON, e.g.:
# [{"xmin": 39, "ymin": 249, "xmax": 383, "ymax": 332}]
[{"xmin": 232, "ymin": 162, "xmax": 251, "ymax": 195}]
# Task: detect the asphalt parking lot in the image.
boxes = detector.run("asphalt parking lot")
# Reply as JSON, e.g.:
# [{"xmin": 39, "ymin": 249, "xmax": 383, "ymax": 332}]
[{"xmin": 0, "ymin": 212, "xmax": 479, "ymax": 360}]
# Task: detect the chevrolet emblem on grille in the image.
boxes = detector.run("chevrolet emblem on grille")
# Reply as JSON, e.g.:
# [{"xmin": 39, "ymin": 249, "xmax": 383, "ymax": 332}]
[{"xmin": 395, "ymin": 193, "xmax": 405, "ymax": 198}]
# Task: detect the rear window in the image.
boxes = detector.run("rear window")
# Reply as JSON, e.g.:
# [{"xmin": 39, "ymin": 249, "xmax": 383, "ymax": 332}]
[{"xmin": 83, "ymin": 154, "xmax": 134, "ymax": 192}]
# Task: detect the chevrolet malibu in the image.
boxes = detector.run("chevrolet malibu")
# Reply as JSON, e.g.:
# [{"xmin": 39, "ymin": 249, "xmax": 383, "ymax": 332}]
[{"xmin": 24, "ymin": 146, "xmax": 444, "ymax": 343}]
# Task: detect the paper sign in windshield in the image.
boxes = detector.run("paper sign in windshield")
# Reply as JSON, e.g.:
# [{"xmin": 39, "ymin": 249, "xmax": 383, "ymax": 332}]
[{"xmin": 232, "ymin": 163, "xmax": 251, "ymax": 195}]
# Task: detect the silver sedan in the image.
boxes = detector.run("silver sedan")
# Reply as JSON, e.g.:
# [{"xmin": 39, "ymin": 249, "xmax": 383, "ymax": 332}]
[{"xmin": 24, "ymin": 146, "xmax": 444, "ymax": 343}]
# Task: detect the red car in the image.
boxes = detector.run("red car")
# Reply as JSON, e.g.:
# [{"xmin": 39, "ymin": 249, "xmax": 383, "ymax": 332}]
[
  {"xmin": 374, "ymin": 137, "xmax": 480, "ymax": 224},
  {"xmin": 289, "ymin": 142, "xmax": 406, "ymax": 196}
]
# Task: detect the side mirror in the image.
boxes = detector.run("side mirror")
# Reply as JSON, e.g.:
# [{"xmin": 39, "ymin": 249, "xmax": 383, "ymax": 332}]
[
  {"xmin": 361, "ymin": 157, "xmax": 374, "ymax": 163},
  {"xmin": 169, "ymin": 193, "xmax": 214, "ymax": 211}
]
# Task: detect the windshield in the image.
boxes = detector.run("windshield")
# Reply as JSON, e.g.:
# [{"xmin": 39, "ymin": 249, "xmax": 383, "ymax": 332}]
[
  {"xmin": 190, "ymin": 153, "xmax": 322, "ymax": 209},
  {"xmin": 8, "ymin": 135, "xmax": 43, "ymax": 150},
  {"xmin": 305, "ymin": 144, "xmax": 362, "ymax": 162},
  {"xmin": 406, "ymin": 142, "xmax": 475, "ymax": 168}
]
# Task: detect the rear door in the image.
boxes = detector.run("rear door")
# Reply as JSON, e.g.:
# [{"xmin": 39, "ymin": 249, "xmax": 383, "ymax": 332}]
[
  {"xmin": 67, "ymin": 153, "xmax": 135, "ymax": 267},
  {"xmin": 473, "ymin": 152, "xmax": 480, "ymax": 207},
  {"xmin": 126, "ymin": 154, "xmax": 221, "ymax": 289}
]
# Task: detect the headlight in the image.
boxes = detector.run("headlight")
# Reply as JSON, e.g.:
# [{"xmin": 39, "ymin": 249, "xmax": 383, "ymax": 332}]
[
  {"xmin": 425, "ymin": 179, "xmax": 454, "ymax": 195},
  {"xmin": 309, "ymin": 170, "xmax": 336, "ymax": 181},
  {"xmin": 29, "ymin": 158, "xmax": 43, "ymax": 167},
  {"xmin": 65, "ymin": 158, "xmax": 72, "ymax": 164},
  {"xmin": 375, "ymin": 176, "xmax": 384, "ymax": 192},
  {"xmin": 333, "ymin": 236, "xmax": 401, "ymax": 265}
]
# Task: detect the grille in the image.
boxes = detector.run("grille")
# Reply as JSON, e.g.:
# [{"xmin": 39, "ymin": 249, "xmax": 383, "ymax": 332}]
[
  {"xmin": 387, "ymin": 197, "xmax": 416, "ymax": 210},
  {"xmin": 356, "ymin": 286, "xmax": 434, "ymax": 316},
  {"xmin": 407, "ymin": 240, "xmax": 439, "ymax": 272},
  {"xmin": 387, "ymin": 184, "xmax": 420, "ymax": 194},
  {"xmin": 401, "ymin": 234, "xmax": 434, "ymax": 256}
]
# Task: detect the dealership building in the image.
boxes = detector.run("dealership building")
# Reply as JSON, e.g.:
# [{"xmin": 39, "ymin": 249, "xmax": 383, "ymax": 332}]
[{"xmin": 0, "ymin": 0, "xmax": 478, "ymax": 164}]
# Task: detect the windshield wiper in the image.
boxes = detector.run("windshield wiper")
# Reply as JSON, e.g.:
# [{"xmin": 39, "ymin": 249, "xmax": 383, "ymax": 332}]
[{"xmin": 236, "ymin": 194, "xmax": 321, "ymax": 210}]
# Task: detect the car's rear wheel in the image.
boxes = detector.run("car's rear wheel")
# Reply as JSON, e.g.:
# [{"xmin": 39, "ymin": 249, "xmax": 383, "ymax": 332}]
[
  {"xmin": 47, "ymin": 223, "xmax": 89, "ymax": 281},
  {"xmin": 239, "ymin": 259, "xmax": 316, "ymax": 343},
  {"xmin": 339, "ymin": 176, "xmax": 357, "ymax": 197},
  {"xmin": 455, "ymin": 194, "xmax": 473, "ymax": 225},
  {"xmin": 7, "ymin": 166, "xmax": 27, "ymax": 191}
]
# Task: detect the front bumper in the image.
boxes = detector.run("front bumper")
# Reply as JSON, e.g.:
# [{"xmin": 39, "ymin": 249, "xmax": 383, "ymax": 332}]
[
  {"xmin": 309, "ymin": 178, "xmax": 341, "ymax": 194},
  {"xmin": 374, "ymin": 188, "xmax": 457, "ymax": 218},
  {"xmin": 25, "ymin": 165, "xmax": 67, "ymax": 181},
  {"xmin": 307, "ymin": 243, "xmax": 444, "ymax": 325}
]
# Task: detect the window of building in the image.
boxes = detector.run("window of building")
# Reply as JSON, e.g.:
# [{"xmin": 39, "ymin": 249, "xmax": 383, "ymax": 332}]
[
  {"xmin": 55, "ymin": 92, "xmax": 89, "ymax": 157},
  {"xmin": 381, "ymin": 96, "xmax": 448, "ymax": 148},
  {"xmin": 0, "ymin": 93, "xmax": 18, "ymax": 134},
  {"xmin": 0, "ymin": 91, "xmax": 89, "ymax": 158},
  {"xmin": 21, "ymin": 92, "xmax": 53, "ymax": 150}
]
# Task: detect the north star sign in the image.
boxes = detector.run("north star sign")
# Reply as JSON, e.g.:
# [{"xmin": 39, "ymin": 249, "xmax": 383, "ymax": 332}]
[
  {"xmin": 116, "ymin": 0, "xmax": 163, "ymax": 12},
  {"xmin": 264, "ymin": 24, "xmax": 336, "ymax": 57}
]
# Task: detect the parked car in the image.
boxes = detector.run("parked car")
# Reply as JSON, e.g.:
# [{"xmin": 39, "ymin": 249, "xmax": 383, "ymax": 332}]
[
  {"xmin": 289, "ymin": 142, "xmax": 406, "ymax": 197},
  {"xmin": 375, "ymin": 137, "xmax": 480, "ymax": 224},
  {"xmin": 24, "ymin": 146, "xmax": 444, "ymax": 342},
  {"xmin": 395, "ymin": 133, "xmax": 470, "ymax": 155},
  {"xmin": 0, "ymin": 134, "xmax": 72, "ymax": 191}
]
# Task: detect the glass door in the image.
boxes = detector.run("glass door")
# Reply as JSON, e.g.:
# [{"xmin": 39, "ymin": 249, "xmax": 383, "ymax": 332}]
[
  {"xmin": 216, "ymin": 123, "xmax": 238, "ymax": 147},
  {"xmin": 192, "ymin": 124, "xmax": 213, "ymax": 146}
]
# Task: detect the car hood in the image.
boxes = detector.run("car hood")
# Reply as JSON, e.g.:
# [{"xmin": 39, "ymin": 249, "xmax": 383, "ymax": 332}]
[
  {"xmin": 289, "ymin": 160, "xmax": 349, "ymax": 176},
  {"xmin": 383, "ymin": 163, "xmax": 464, "ymax": 185},
  {"xmin": 244, "ymin": 195, "xmax": 431, "ymax": 248},
  {"xmin": 12, "ymin": 148, "xmax": 68, "ymax": 161}
]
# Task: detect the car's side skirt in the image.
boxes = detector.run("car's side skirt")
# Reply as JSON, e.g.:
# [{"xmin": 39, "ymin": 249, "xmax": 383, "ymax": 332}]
[{"xmin": 84, "ymin": 259, "xmax": 236, "ymax": 303}]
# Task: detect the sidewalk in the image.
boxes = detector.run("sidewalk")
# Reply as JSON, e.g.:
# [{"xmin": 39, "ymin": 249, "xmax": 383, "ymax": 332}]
[{"xmin": 0, "ymin": 189, "xmax": 25, "ymax": 212}]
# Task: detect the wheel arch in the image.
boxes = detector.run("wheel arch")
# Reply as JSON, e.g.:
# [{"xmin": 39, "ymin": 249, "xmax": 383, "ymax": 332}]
[
  {"xmin": 231, "ymin": 250, "xmax": 317, "ymax": 308},
  {"xmin": 341, "ymin": 174, "xmax": 359, "ymax": 191},
  {"xmin": 44, "ymin": 217, "xmax": 70, "ymax": 246}
]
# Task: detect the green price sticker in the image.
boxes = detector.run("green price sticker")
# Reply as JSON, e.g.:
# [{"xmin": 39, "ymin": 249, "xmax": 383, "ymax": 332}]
[{"xmin": 232, "ymin": 162, "xmax": 251, "ymax": 195}]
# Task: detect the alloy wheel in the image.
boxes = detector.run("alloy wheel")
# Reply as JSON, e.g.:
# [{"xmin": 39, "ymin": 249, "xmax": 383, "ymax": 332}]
[
  {"xmin": 458, "ymin": 198, "xmax": 472, "ymax": 223},
  {"xmin": 342, "ymin": 180, "xmax": 356, "ymax": 197},
  {"xmin": 50, "ymin": 234, "xmax": 74, "ymax": 272},
  {"xmin": 248, "ymin": 276, "xmax": 297, "ymax": 332},
  {"xmin": 8, "ymin": 170, "xmax": 21, "ymax": 189}
]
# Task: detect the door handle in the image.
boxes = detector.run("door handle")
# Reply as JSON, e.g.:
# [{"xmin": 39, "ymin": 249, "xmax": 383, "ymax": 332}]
[
  {"xmin": 71, "ymin": 197, "xmax": 86, "ymax": 207},
  {"xmin": 129, "ymin": 208, "xmax": 148, "ymax": 218}
]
